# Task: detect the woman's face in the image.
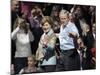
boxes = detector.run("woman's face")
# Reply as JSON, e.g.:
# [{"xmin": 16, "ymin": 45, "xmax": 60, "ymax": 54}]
[{"xmin": 42, "ymin": 22, "xmax": 51, "ymax": 33}]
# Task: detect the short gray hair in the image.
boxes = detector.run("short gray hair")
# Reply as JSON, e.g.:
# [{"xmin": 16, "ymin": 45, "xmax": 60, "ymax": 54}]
[{"xmin": 59, "ymin": 9, "xmax": 69, "ymax": 17}]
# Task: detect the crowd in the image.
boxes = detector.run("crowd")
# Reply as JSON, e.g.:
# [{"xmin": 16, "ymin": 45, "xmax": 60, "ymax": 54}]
[{"xmin": 11, "ymin": 0, "xmax": 96, "ymax": 74}]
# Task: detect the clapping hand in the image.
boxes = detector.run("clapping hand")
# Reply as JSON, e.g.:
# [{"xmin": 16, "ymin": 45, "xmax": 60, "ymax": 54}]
[{"xmin": 42, "ymin": 35, "xmax": 49, "ymax": 48}]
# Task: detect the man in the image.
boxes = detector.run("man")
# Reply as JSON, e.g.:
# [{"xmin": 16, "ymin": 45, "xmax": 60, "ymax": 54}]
[
  {"xmin": 11, "ymin": 0, "xmax": 19, "ymax": 67},
  {"xmin": 83, "ymin": 23, "xmax": 96, "ymax": 69},
  {"xmin": 56, "ymin": 9, "xmax": 80, "ymax": 71},
  {"xmin": 11, "ymin": 0, "xmax": 19, "ymax": 31}
]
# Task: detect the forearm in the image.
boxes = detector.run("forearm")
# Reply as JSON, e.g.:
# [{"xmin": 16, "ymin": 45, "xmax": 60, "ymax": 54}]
[{"xmin": 11, "ymin": 26, "xmax": 20, "ymax": 39}]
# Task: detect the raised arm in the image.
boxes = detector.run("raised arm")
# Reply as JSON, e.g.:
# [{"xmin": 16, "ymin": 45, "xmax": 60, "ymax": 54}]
[{"xmin": 11, "ymin": 26, "xmax": 20, "ymax": 40}]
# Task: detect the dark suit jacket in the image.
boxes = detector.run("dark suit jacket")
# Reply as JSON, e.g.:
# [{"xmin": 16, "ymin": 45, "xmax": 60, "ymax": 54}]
[{"xmin": 84, "ymin": 31, "xmax": 95, "ymax": 50}]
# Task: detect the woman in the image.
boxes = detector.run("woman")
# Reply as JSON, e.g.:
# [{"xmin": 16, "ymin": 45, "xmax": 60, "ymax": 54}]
[
  {"xmin": 11, "ymin": 18, "xmax": 34, "ymax": 74},
  {"xmin": 36, "ymin": 16, "xmax": 57, "ymax": 72}
]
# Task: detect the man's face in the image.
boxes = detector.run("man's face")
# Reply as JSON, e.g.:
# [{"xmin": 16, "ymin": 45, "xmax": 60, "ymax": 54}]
[
  {"xmin": 11, "ymin": 0, "xmax": 19, "ymax": 12},
  {"xmin": 59, "ymin": 15, "xmax": 69, "ymax": 25}
]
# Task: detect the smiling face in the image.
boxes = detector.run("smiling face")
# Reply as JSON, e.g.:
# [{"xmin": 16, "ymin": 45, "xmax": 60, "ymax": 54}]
[
  {"xmin": 60, "ymin": 15, "xmax": 67, "ymax": 24},
  {"xmin": 59, "ymin": 14, "xmax": 69, "ymax": 26},
  {"xmin": 42, "ymin": 22, "xmax": 51, "ymax": 33},
  {"xmin": 41, "ymin": 16, "xmax": 53, "ymax": 33},
  {"xmin": 59, "ymin": 10, "xmax": 69, "ymax": 26}
]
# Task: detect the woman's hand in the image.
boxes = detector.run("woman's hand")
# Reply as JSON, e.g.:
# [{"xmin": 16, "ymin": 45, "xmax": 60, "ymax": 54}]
[{"xmin": 42, "ymin": 35, "xmax": 49, "ymax": 48}]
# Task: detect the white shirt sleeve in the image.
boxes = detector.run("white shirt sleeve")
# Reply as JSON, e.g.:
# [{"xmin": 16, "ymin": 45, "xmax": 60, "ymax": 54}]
[
  {"xmin": 71, "ymin": 24, "xmax": 79, "ymax": 37},
  {"xmin": 11, "ymin": 27, "xmax": 20, "ymax": 40}
]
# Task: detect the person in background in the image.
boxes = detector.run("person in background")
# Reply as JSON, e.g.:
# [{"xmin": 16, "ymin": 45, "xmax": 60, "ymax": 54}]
[
  {"xmin": 89, "ymin": 23, "xmax": 96, "ymax": 69},
  {"xmin": 90, "ymin": 41, "xmax": 96, "ymax": 69},
  {"xmin": 51, "ymin": 5, "xmax": 60, "ymax": 23},
  {"xmin": 29, "ymin": 8, "xmax": 43, "ymax": 55},
  {"xmin": 77, "ymin": 37, "xmax": 88, "ymax": 70},
  {"xmin": 42, "ymin": 4, "xmax": 53, "ymax": 16},
  {"xmin": 21, "ymin": 12, "xmax": 30, "ymax": 24},
  {"xmin": 83, "ymin": 23, "xmax": 96, "ymax": 69},
  {"xmin": 83, "ymin": 23, "xmax": 95, "ymax": 52},
  {"xmin": 72, "ymin": 6, "xmax": 87, "ymax": 37},
  {"xmin": 50, "ymin": 5, "xmax": 60, "ymax": 33},
  {"xmin": 11, "ymin": 0, "xmax": 20, "ymax": 31},
  {"xmin": 19, "ymin": 55, "xmax": 41, "ymax": 74},
  {"xmin": 11, "ymin": 0, "xmax": 20, "ymax": 72},
  {"xmin": 11, "ymin": 18, "xmax": 34, "ymax": 74},
  {"xmin": 36, "ymin": 16, "xmax": 57, "ymax": 72},
  {"xmin": 89, "ymin": 6, "xmax": 96, "ymax": 27},
  {"xmin": 69, "ymin": 13, "xmax": 75, "ymax": 23}
]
